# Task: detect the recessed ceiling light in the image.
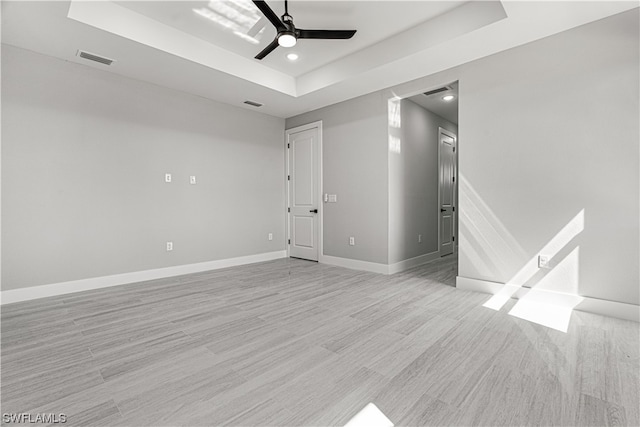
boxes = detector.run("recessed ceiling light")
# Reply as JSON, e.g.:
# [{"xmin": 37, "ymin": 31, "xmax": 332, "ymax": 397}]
[
  {"xmin": 286, "ymin": 53, "xmax": 299, "ymax": 61},
  {"xmin": 442, "ymin": 95, "xmax": 455, "ymax": 102}
]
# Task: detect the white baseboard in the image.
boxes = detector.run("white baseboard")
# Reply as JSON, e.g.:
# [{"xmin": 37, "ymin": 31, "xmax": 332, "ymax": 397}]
[
  {"xmin": 1, "ymin": 250, "xmax": 287, "ymax": 305},
  {"xmin": 456, "ymin": 276, "xmax": 640, "ymax": 322},
  {"xmin": 388, "ymin": 251, "xmax": 441, "ymax": 274},
  {"xmin": 321, "ymin": 251, "xmax": 442, "ymax": 275},
  {"xmin": 321, "ymin": 255, "xmax": 389, "ymax": 275}
]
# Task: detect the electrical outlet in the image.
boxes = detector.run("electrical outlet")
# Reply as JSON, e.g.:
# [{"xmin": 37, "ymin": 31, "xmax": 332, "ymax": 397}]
[
  {"xmin": 349, "ymin": 237, "xmax": 355, "ymax": 246},
  {"xmin": 538, "ymin": 255, "xmax": 550, "ymax": 269},
  {"xmin": 166, "ymin": 241, "xmax": 173, "ymax": 251},
  {"xmin": 165, "ymin": 173, "xmax": 172, "ymax": 183},
  {"xmin": 418, "ymin": 234, "xmax": 422, "ymax": 243},
  {"xmin": 268, "ymin": 233, "xmax": 273, "ymax": 241},
  {"xmin": 190, "ymin": 176, "xmax": 197, "ymax": 185}
]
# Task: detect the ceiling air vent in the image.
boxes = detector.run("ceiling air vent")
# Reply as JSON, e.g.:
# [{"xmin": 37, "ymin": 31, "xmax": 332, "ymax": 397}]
[
  {"xmin": 76, "ymin": 50, "xmax": 115, "ymax": 66},
  {"xmin": 423, "ymin": 86, "xmax": 451, "ymax": 97},
  {"xmin": 244, "ymin": 100, "xmax": 263, "ymax": 107}
]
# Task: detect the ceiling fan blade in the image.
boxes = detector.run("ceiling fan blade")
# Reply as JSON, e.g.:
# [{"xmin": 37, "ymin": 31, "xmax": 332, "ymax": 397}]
[
  {"xmin": 252, "ymin": 1, "xmax": 285, "ymax": 32},
  {"xmin": 255, "ymin": 38, "xmax": 279, "ymax": 60},
  {"xmin": 298, "ymin": 29, "xmax": 356, "ymax": 39}
]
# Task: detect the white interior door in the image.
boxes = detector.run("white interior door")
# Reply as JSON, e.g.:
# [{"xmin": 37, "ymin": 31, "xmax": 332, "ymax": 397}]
[
  {"xmin": 439, "ymin": 129, "xmax": 456, "ymax": 256},
  {"xmin": 288, "ymin": 126, "xmax": 319, "ymax": 261}
]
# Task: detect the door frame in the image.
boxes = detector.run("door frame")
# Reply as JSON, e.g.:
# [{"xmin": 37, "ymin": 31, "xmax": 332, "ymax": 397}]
[
  {"xmin": 285, "ymin": 121, "xmax": 323, "ymax": 261},
  {"xmin": 438, "ymin": 127, "xmax": 457, "ymax": 256}
]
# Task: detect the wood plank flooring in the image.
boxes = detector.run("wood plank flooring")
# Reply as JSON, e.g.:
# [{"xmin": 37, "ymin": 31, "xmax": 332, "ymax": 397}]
[{"xmin": 1, "ymin": 256, "xmax": 638, "ymax": 426}]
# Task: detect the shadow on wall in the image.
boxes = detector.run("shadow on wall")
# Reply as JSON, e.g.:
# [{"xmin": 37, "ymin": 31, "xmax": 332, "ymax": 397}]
[{"xmin": 460, "ymin": 174, "xmax": 585, "ymax": 332}]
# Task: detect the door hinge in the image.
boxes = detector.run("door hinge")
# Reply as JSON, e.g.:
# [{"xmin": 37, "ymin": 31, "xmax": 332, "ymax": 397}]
[
  {"xmin": 287, "ymin": 175, "xmax": 290, "ymax": 181},
  {"xmin": 453, "ymin": 236, "xmax": 455, "ymax": 242},
  {"xmin": 453, "ymin": 147, "xmax": 456, "ymax": 152},
  {"xmin": 288, "ymin": 207, "xmax": 290, "ymax": 213},
  {"xmin": 453, "ymin": 206, "xmax": 455, "ymax": 212},
  {"xmin": 287, "ymin": 143, "xmax": 290, "ymax": 149},
  {"xmin": 288, "ymin": 239, "xmax": 291, "ymax": 245},
  {"xmin": 452, "ymin": 176, "xmax": 455, "ymax": 182}
]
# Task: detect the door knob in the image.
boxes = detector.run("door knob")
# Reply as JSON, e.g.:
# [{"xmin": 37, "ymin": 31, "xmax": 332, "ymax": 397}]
[
  {"xmin": 310, "ymin": 209, "xmax": 318, "ymax": 213},
  {"xmin": 440, "ymin": 208, "xmax": 446, "ymax": 212}
]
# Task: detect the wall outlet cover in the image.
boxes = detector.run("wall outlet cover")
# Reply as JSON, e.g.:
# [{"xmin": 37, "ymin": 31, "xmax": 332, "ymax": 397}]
[{"xmin": 538, "ymin": 255, "xmax": 550, "ymax": 268}]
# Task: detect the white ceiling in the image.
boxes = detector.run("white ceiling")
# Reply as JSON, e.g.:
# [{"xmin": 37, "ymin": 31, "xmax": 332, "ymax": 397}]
[
  {"xmin": 115, "ymin": 1, "xmax": 467, "ymax": 77},
  {"xmin": 1, "ymin": 1, "xmax": 637, "ymax": 118},
  {"xmin": 408, "ymin": 81, "xmax": 458, "ymax": 124}
]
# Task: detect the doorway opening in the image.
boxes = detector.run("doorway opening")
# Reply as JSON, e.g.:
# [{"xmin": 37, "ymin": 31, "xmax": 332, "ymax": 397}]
[{"xmin": 389, "ymin": 81, "xmax": 458, "ymax": 283}]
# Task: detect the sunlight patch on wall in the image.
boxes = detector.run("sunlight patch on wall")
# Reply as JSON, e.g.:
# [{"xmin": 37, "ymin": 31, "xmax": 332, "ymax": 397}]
[
  {"xmin": 472, "ymin": 203, "xmax": 586, "ymax": 332},
  {"xmin": 388, "ymin": 97, "xmax": 401, "ymax": 129},
  {"xmin": 509, "ymin": 210, "xmax": 583, "ymax": 288},
  {"xmin": 534, "ymin": 246, "xmax": 580, "ymax": 294},
  {"xmin": 482, "ymin": 210, "xmax": 584, "ymax": 313},
  {"xmin": 388, "ymin": 97, "xmax": 402, "ymax": 154},
  {"xmin": 388, "ymin": 136, "xmax": 402, "ymax": 154},
  {"xmin": 482, "ymin": 245, "xmax": 583, "ymax": 332},
  {"xmin": 459, "ymin": 174, "xmax": 528, "ymax": 278}
]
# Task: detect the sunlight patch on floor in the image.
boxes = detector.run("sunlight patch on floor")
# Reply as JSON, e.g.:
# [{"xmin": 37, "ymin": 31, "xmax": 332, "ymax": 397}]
[
  {"xmin": 508, "ymin": 299, "xmax": 574, "ymax": 333},
  {"xmin": 344, "ymin": 403, "xmax": 394, "ymax": 427}
]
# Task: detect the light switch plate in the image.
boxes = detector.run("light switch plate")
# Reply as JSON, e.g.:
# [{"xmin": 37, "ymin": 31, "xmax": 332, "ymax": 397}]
[
  {"xmin": 165, "ymin": 173, "xmax": 172, "ymax": 183},
  {"xmin": 190, "ymin": 176, "xmax": 196, "ymax": 185},
  {"xmin": 328, "ymin": 194, "xmax": 337, "ymax": 203}
]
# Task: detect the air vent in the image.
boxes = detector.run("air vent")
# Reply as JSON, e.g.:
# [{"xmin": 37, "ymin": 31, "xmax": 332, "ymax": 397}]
[
  {"xmin": 244, "ymin": 100, "xmax": 263, "ymax": 107},
  {"xmin": 423, "ymin": 86, "xmax": 451, "ymax": 97},
  {"xmin": 76, "ymin": 50, "xmax": 115, "ymax": 66}
]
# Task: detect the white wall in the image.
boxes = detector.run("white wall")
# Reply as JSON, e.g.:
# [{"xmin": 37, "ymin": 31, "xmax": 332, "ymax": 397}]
[
  {"xmin": 289, "ymin": 9, "xmax": 639, "ymax": 306},
  {"xmin": 390, "ymin": 9, "xmax": 639, "ymax": 305},
  {"xmin": 389, "ymin": 99, "xmax": 457, "ymax": 264},
  {"xmin": 1, "ymin": 45, "xmax": 285, "ymax": 291},
  {"xmin": 286, "ymin": 92, "xmax": 389, "ymax": 264}
]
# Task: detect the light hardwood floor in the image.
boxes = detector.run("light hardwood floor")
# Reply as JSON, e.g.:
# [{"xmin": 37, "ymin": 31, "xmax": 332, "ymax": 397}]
[{"xmin": 1, "ymin": 256, "xmax": 638, "ymax": 426}]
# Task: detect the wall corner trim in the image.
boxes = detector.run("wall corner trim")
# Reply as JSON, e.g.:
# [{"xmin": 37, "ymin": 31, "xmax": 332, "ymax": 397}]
[
  {"xmin": 456, "ymin": 276, "xmax": 640, "ymax": 323},
  {"xmin": 0, "ymin": 250, "xmax": 287, "ymax": 305}
]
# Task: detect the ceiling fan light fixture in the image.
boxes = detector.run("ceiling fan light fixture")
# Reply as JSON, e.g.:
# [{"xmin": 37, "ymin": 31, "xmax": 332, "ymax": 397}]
[
  {"xmin": 278, "ymin": 32, "xmax": 297, "ymax": 47},
  {"xmin": 252, "ymin": 0, "xmax": 356, "ymax": 60}
]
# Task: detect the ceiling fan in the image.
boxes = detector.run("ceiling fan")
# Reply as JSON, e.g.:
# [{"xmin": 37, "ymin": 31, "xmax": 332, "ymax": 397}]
[{"xmin": 252, "ymin": 0, "xmax": 357, "ymax": 60}]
